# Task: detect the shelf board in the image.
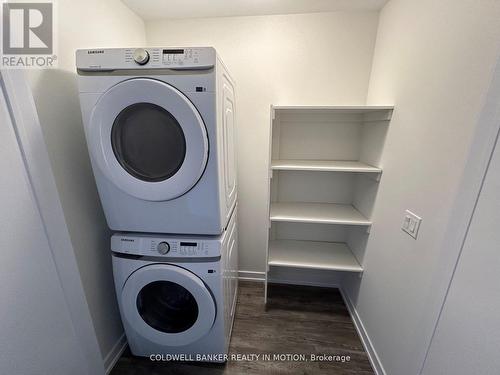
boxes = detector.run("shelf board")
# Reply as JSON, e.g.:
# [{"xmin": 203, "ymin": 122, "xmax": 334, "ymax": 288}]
[
  {"xmin": 270, "ymin": 202, "xmax": 371, "ymax": 226},
  {"xmin": 272, "ymin": 105, "xmax": 394, "ymax": 113},
  {"xmin": 272, "ymin": 105, "xmax": 393, "ymax": 123},
  {"xmin": 271, "ymin": 160, "xmax": 381, "ymax": 173},
  {"xmin": 268, "ymin": 240, "xmax": 363, "ymax": 272}
]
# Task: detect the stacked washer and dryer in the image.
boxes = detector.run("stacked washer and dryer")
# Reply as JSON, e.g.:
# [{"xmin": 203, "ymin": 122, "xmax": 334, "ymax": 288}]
[{"xmin": 76, "ymin": 47, "xmax": 238, "ymax": 359}]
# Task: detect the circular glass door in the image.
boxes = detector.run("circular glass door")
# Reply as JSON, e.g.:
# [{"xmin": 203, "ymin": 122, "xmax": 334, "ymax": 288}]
[
  {"xmin": 136, "ymin": 281, "xmax": 198, "ymax": 333},
  {"xmin": 111, "ymin": 103, "xmax": 186, "ymax": 182},
  {"xmin": 121, "ymin": 264, "xmax": 216, "ymax": 346},
  {"xmin": 88, "ymin": 78, "xmax": 208, "ymax": 201}
]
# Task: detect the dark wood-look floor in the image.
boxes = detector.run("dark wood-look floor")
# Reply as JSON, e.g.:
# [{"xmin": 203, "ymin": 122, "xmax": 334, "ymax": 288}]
[{"xmin": 111, "ymin": 281, "xmax": 374, "ymax": 375}]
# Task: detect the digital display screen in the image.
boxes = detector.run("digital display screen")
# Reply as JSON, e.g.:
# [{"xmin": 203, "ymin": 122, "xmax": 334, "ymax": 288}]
[
  {"xmin": 180, "ymin": 242, "xmax": 197, "ymax": 247},
  {"xmin": 163, "ymin": 49, "xmax": 184, "ymax": 54}
]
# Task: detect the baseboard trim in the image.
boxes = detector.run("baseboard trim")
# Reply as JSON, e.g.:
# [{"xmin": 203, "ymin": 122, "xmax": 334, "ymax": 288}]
[
  {"xmin": 340, "ymin": 289, "xmax": 386, "ymax": 375},
  {"xmin": 104, "ymin": 333, "xmax": 127, "ymax": 374},
  {"xmin": 238, "ymin": 270, "xmax": 265, "ymax": 281}
]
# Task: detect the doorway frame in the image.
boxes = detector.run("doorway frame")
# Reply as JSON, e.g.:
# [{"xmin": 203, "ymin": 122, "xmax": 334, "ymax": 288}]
[
  {"xmin": 1, "ymin": 69, "xmax": 104, "ymax": 375},
  {"xmin": 418, "ymin": 54, "xmax": 500, "ymax": 373}
]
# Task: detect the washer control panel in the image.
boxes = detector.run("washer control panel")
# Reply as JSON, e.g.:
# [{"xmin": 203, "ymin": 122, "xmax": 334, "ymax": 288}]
[
  {"xmin": 111, "ymin": 233, "xmax": 222, "ymax": 258},
  {"xmin": 76, "ymin": 47, "xmax": 216, "ymax": 71}
]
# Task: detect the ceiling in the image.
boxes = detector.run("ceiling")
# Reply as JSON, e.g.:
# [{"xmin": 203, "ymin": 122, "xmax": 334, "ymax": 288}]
[{"xmin": 122, "ymin": 0, "xmax": 388, "ymax": 21}]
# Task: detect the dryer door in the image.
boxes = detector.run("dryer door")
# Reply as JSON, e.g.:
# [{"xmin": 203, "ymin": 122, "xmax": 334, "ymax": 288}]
[
  {"xmin": 88, "ymin": 78, "xmax": 208, "ymax": 201},
  {"xmin": 121, "ymin": 264, "xmax": 216, "ymax": 346}
]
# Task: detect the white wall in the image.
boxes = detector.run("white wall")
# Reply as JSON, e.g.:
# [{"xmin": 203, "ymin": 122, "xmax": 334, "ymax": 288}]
[
  {"xmin": 422, "ymin": 104, "xmax": 500, "ymax": 375},
  {"xmin": 342, "ymin": 0, "xmax": 500, "ymax": 374},
  {"xmin": 26, "ymin": 0, "xmax": 146, "ymax": 366},
  {"xmin": 146, "ymin": 11, "xmax": 380, "ymax": 275}
]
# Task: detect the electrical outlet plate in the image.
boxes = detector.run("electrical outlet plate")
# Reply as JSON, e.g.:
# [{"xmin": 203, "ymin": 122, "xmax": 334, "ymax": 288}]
[{"xmin": 402, "ymin": 210, "xmax": 422, "ymax": 239}]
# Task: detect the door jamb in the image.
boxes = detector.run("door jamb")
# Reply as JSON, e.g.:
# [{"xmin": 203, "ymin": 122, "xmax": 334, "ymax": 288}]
[
  {"xmin": 0, "ymin": 69, "xmax": 105, "ymax": 375},
  {"xmin": 418, "ymin": 53, "xmax": 500, "ymax": 374}
]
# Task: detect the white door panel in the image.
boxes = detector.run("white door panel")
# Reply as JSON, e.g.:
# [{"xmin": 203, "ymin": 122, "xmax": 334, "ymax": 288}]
[
  {"xmin": 0, "ymin": 75, "xmax": 92, "ymax": 375},
  {"xmin": 422, "ymin": 132, "xmax": 500, "ymax": 375}
]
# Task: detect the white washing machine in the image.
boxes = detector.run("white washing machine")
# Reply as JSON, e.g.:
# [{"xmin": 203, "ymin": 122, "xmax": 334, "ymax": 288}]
[
  {"xmin": 76, "ymin": 47, "xmax": 237, "ymax": 234},
  {"xmin": 111, "ymin": 207, "xmax": 238, "ymax": 359}
]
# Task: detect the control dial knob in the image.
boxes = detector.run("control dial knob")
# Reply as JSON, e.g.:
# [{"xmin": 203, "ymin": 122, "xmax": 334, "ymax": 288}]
[
  {"xmin": 133, "ymin": 48, "xmax": 150, "ymax": 65},
  {"xmin": 157, "ymin": 242, "xmax": 170, "ymax": 255}
]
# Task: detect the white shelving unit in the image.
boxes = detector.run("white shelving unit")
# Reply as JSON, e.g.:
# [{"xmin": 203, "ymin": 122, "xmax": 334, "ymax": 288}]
[{"xmin": 265, "ymin": 105, "xmax": 393, "ymax": 302}]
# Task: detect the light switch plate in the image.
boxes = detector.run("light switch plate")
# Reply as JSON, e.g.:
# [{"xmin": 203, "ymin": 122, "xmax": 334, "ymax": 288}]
[{"xmin": 402, "ymin": 210, "xmax": 422, "ymax": 239}]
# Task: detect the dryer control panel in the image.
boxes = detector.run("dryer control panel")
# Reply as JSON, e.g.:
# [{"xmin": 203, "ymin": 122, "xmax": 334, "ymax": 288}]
[
  {"xmin": 111, "ymin": 233, "xmax": 222, "ymax": 258},
  {"xmin": 76, "ymin": 47, "xmax": 216, "ymax": 72}
]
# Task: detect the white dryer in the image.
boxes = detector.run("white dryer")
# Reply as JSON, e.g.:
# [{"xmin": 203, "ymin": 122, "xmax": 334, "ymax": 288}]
[
  {"xmin": 76, "ymin": 47, "xmax": 236, "ymax": 234},
  {"xmin": 111, "ymin": 207, "xmax": 238, "ymax": 359}
]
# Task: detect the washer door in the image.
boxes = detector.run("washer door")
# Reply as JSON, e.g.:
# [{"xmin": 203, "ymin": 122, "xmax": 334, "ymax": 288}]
[
  {"xmin": 88, "ymin": 78, "xmax": 208, "ymax": 201},
  {"xmin": 121, "ymin": 264, "xmax": 216, "ymax": 346}
]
